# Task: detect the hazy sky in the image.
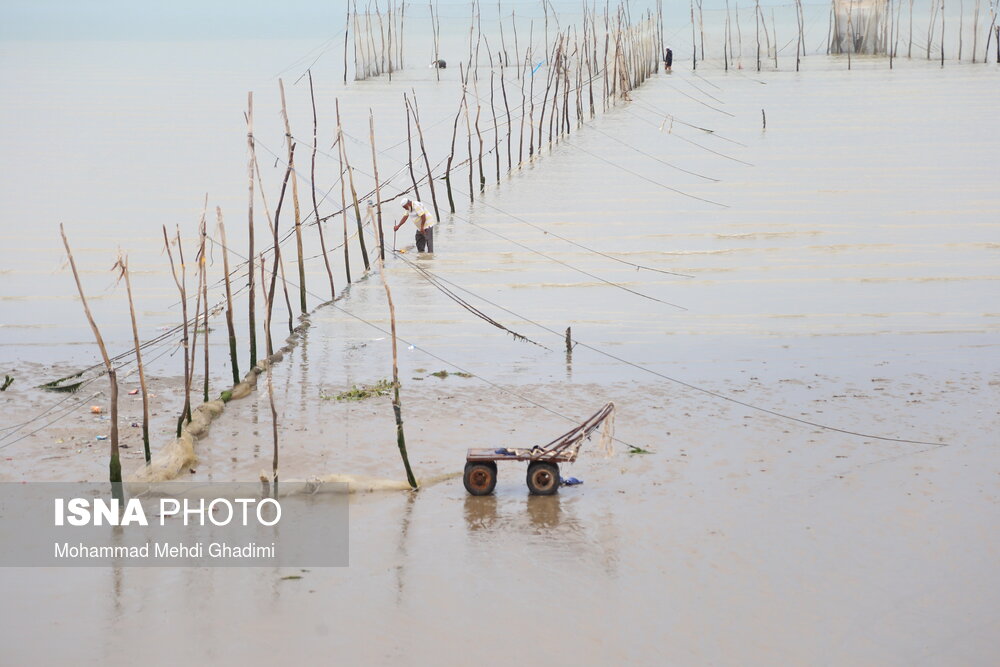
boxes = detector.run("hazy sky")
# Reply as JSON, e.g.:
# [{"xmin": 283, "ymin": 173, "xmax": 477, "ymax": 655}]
[{"xmin": 0, "ymin": 0, "xmax": 348, "ymax": 41}]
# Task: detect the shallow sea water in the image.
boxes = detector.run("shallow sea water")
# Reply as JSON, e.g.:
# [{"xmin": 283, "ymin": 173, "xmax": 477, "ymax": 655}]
[{"xmin": 1, "ymin": 28, "xmax": 998, "ymax": 667}]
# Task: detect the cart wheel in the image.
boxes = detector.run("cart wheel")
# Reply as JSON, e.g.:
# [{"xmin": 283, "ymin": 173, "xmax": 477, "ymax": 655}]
[
  {"xmin": 526, "ymin": 461, "xmax": 560, "ymax": 495},
  {"xmin": 464, "ymin": 462, "xmax": 498, "ymax": 496}
]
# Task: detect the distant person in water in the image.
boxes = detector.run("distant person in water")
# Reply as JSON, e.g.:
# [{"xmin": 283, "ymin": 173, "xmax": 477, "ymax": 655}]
[
  {"xmin": 394, "ymin": 198, "xmax": 436, "ymax": 253},
  {"xmin": 663, "ymin": 47, "xmax": 673, "ymax": 71}
]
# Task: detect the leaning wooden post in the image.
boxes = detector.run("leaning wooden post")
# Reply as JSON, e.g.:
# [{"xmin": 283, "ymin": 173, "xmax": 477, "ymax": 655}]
[
  {"xmin": 254, "ymin": 153, "xmax": 295, "ymax": 334},
  {"xmin": 337, "ymin": 100, "xmax": 371, "ymax": 272},
  {"xmin": 444, "ymin": 88, "xmax": 464, "ymax": 213},
  {"xmin": 279, "ymin": 79, "xmax": 308, "ymax": 315},
  {"xmin": 371, "ymin": 196, "xmax": 418, "ymax": 489},
  {"xmin": 369, "ymin": 110, "xmax": 386, "ymax": 261},
  {"xmin": 61, "ymin": 225, "xmax": 121, "ymax": 483},
  {"xmin": 116, "ymin": 254, "xmax": 151, "ymax": 463},
  {"xmin": 246, "ymin": 92, "xmax": 258, "ymax": 368},
  {"xmin": 336, "ymin": 103, "xmax": 352, "ymax": 285},
  {"xmin": 308, "ymin": 70, "xmax": 337, "ymax": 301},
  {"xmin": 267, "ymin": 145, "xmax": 295, "ymax": 354},
  {"xmin": 407, "ymin": 92, "xmax": 442, "ymax": 220},
  {"xmin": 405, "ymin": 102, "xmax": 421, "ymax": 201},
  {"xmin": 196, "ymin": 212, "xmax": 210, "ymax": 403},
  {"xmin": 259, "ymin": 256, "xmax": 279, "ymax": 485},
  {"xmin": 216, "ymin": 208, "xmax": 240, "ymax": 385},
  {"xmin": 162, "ymin": 225, "xmax": 191, "ymax": 436}
]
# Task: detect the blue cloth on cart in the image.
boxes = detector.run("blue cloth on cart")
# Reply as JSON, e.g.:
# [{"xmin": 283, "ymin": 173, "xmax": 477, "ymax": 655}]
[
  {"xmin": 494, "ymin": 448, "xmax": 515, "ymax": 456},
  {"xmin": 560, "ymin": 477, "xmax": 583, "ymax": 486}
]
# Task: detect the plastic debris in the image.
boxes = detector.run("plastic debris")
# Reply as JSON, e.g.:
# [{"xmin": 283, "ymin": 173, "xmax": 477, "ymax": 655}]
[
  {"xmin": 96, "ymin": 435, "xmax": 108, "ymax": 441},
  {"xmin": 560, "ymin": 477, "xmax": 583, "ymax": 486},
  {"xmin": 89, "ymin": 406, "xmax": 103, "ymax": 414},
  {"xmin": 128, "ymin": 388, "xmax": 139, "ymax": 395}
]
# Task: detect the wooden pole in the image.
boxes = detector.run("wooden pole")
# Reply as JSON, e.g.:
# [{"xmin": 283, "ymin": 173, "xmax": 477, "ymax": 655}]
[
  {"xmin": 197, "ymin": 210, "xmax": 210, "ymax": 403},
  {"xmin": 407, "ymin": 92, "xmax": 441, "ymax": 220},
  {"xmin": 162, "ymin": 225, "xmax": 191, "ymax": 436},
  {"xmin": 198, "ymin": 221, "xmax": 210, "ymax": 403},
  {"xmin": 308, "ymin": 71, "xmax": 337, "ymax": 301},
  {"xmin": 405, "ymin": 102, "xmax": 421, "ymax": 200},
  {"xmin": 371, "ymin": 197, "xmax": 418, "ymax": 489},
  {"xmin": 61, "ymin": 225, "xmax": 121, "ymax": 483},
  {"xmin": 216, "ymin": 208, "xmax": 240, "ymax": 386},
  {"xmin": 336, "ymin": 100, "xmax": 352, "ymax": 284},
  {"xmin": 444, "ymin": 87, "xmax": 463, "ymax": 213},
  {"xmin": 279, "ymin": 79, "xmax": 308, "ymax": 315},
  {"xmin": 259, "ymin": 255, "xmax": 279, "ymax": 485},
  {"xmin": 267, "ymin": 145, "xmax": 295, "ymax": 352},
  {"xmin": 253, "ymin": 152, "xmax": 294, "ymax": 335},
  {"xmin": 369, "ymin": 110, "xmax": 386, "ymax": 261},
  {"xmin": 337, "ymin": 101, "xmax": 371, "ymax": 272},
  {"xmin": 118, "ymin": 255, "xmax": 151, "ymax": 463},
  {"xmin": 246, "ymin": 92, "xmax": 257, "ymax": 368}
]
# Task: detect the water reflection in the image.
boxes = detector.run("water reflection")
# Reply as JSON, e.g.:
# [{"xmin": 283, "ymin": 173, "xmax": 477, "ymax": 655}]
[{"xmin": 462, "ymin": 492, "xmax": 581, "ymax": 536}]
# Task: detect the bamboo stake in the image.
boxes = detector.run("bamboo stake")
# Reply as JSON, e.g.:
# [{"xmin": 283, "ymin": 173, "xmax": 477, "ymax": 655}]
[
  {"xmin": 61, "ymin": 225, "xmax": 121, "ymax": 483},
  {"xmin": 253, "ymin": 152, "xmax": 294, "ymax": 335},
  {"xmin": 117, "ymin": 254, "xmax": 149, "ymax": 464},
  {"xmin": 267, "ymin": 145, "xmax": 296, "ymax": 353},
  {"xmin": 499, "ymin": 69, "xmax": 512, "ymax": 173},
  {"xmin": 162, "ymin": 225, "xmax": 191, "ymax": 436},
  {"xmin": 407, "ymin": 92, "xmax": 441, "ymax": 220},
  {"xmin": 337, "ymin": 103, "xmax": 371, "ymax": 272},
  {"xmin": 490, "ymin": 72, "xmax": 500, "ymax": 183},
  {"xmin": 941, "ymin": 0, "xmax": 946, "ymax": 67},
  {"xmin": 247, "ymin": 93, "xmax": 257, "ymax": 368},
  {"xmin": 370, "ymin": 171, "xmax": 417, "ymax": 490},
  {"xmin": 279, "ymin": 79, "xmax": 308, "ymax": 315},
  {"xmin": 463, "ymin": 95, "xmax": 474, "ymax": 202},
  {"xmin": 216, "ymin": 208, "xmax": 240, "ymax": 385},
  {"xmin": 259, "ymin": 256, "xmax": 279, "ymax": 485},
  {"xmin": 186, "ymin": 227, "xmax": 203, "ymax": 409},
  {"xmin": 336, "ymin": 102, "xmax": 352, "ymax": 284},
  {"xmin": 444, "ymin": 88, "xmax": 462, "ymax": 213},
  {"xmin": 196, "ymin": 211, "xmax": 210, "ymax": 403},
  {"xmin": 307, "ymin": 71, "xmax": 337, "ymax": 301},
  {"xmin": 909, "ymin": 0, "xmax": 914, "ymax": 57},
  {"xmin": 756, "ymin": 0, "xmax": 762, "ymax": 70},
  {"xmin": 369, "ymin": 111, "xmax": 386, "ymax": 261},
  {"xmin": 691, "ymin": 0, "xmax": 697, "ymax": 69},
  {"xmin": 405, "ymin": 103, "xmax": 421, "ymax": 200}
]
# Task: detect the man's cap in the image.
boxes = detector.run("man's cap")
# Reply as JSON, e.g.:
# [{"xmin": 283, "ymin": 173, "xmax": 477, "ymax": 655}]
[{"xmin": 401, "ymin": 198, "xmax": 412, "ymax": 207}]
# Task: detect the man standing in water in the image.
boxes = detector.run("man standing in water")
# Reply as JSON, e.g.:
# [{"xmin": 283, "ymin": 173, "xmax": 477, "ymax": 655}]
[
  {"xmin": 394, "ymin": 198, "xmax": 435, "ymax": 253},
  {"xmin": 663, "ymin": 47, "xmax": 673, "ymax": 71}
]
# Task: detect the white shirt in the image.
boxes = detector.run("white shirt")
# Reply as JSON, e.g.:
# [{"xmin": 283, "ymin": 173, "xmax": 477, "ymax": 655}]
[{"xmin": 406, "ymin": 200, "xmax": 436, "ymax": 230}]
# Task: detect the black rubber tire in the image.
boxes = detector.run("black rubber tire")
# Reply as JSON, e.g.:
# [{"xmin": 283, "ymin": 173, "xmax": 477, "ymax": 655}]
[
  {"xmin": 526, "ymin": 461, "xmax": 560, "ymax": 495},
  {"xmin": 464, "ymin": 462, "xmax": 498, "ymax": 496}
]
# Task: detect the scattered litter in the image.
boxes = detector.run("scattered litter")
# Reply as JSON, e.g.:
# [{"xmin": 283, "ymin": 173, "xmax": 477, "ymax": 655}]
[
  {"xmin": 560, "ymin": 477, "xmax": 583, "ymax": 486},
  {"xmin": 120, "ymin": 444, "xmax": 129, "ymax": 449},
  {"xmin": 407, "ymin": 345, "xmax": 415, "ymax": 350},
  {"xmin": 90, "ymin": 406, "xmax": 103, "ymax": 414},
  {"xmin": 188, "ymin": 468, "xmax": 196, "ymax": 474},
  {"xmin": 128, "ymin": 388, "xmax": 139, "ymax": 395},
  {"xmin": 130, "ymin": 422, "xmax": 140, "ymax": 428},
  {"xmin": 95, "ymin": 435, "xmax": 108, "ymax": 441}
]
